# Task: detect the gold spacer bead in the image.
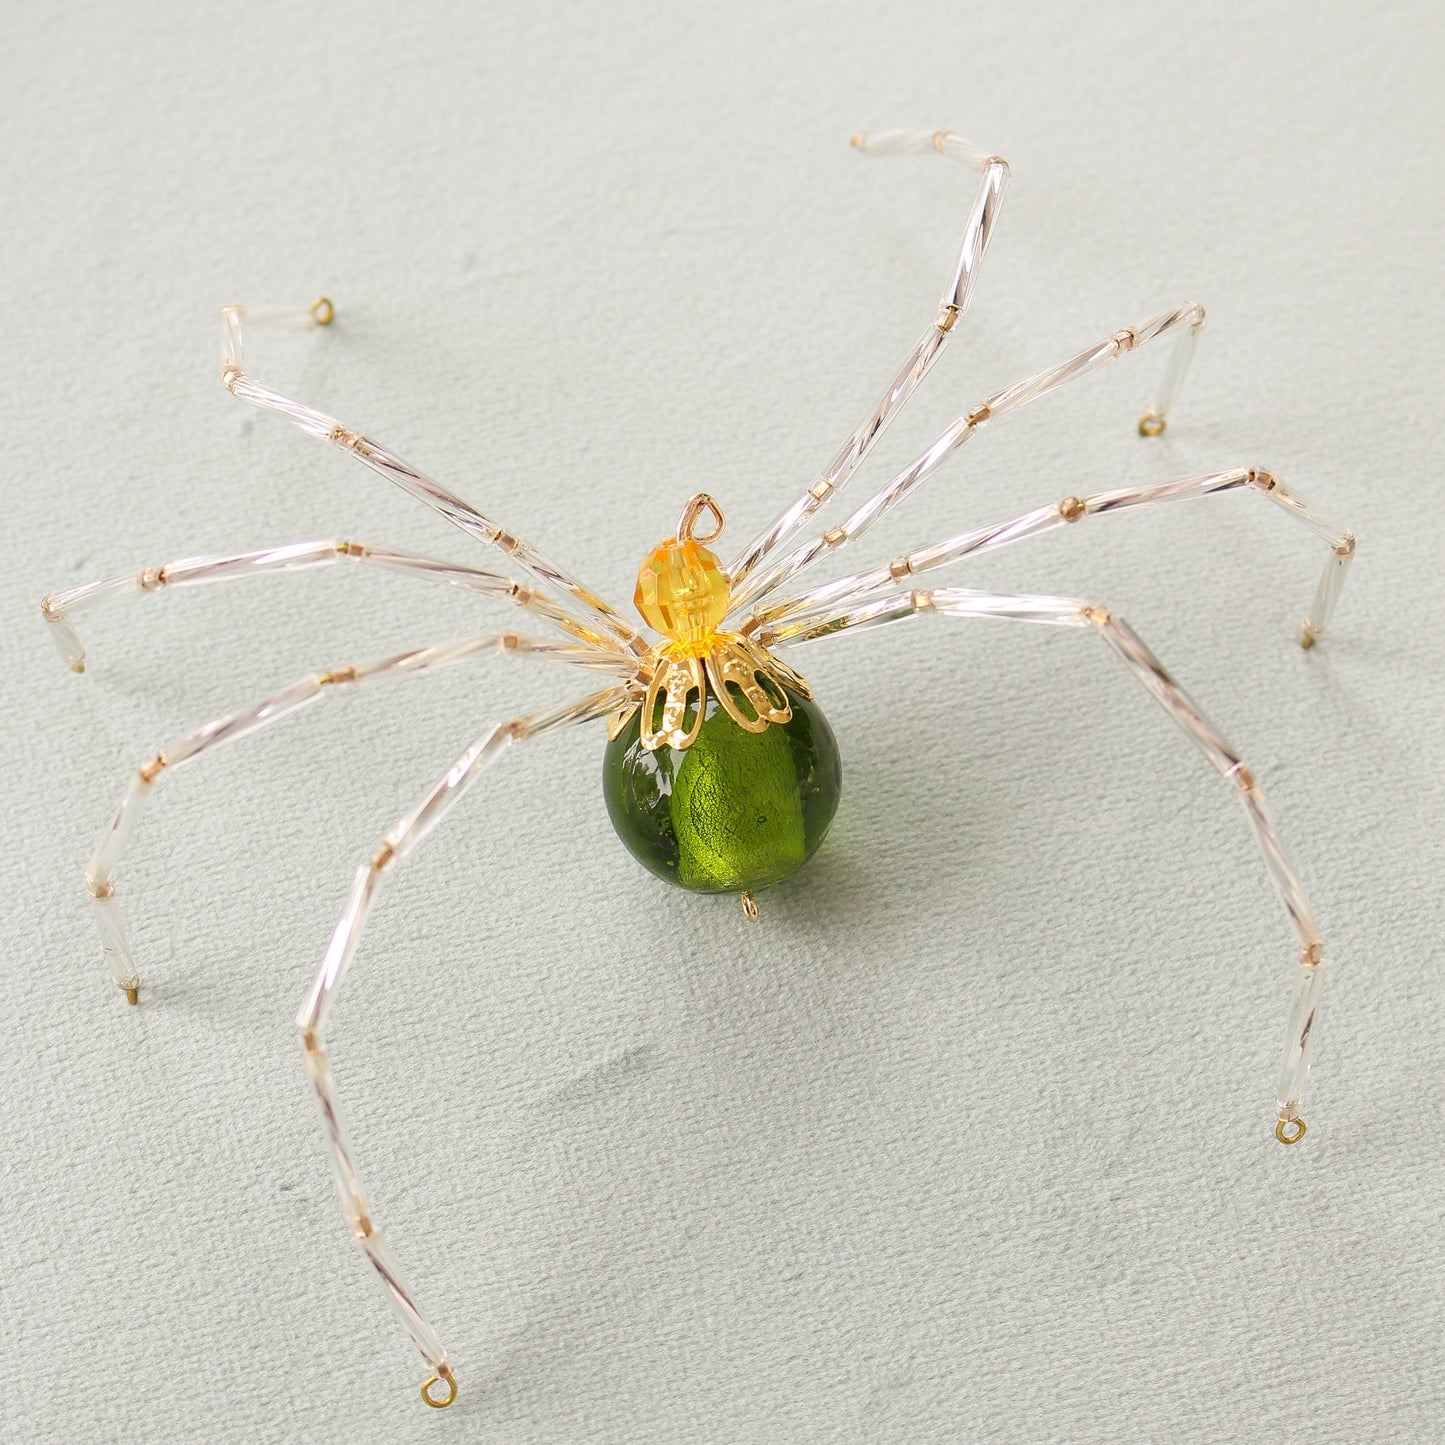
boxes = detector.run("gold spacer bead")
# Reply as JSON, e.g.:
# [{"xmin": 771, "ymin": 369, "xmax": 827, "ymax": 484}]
[
  {"xmin": 139, "ymin": 754, "xmax": 167, "ymax": 783},
  {"xmin": 1059, "ymin": 496, "xmax": 1086, "ymax": 523}
]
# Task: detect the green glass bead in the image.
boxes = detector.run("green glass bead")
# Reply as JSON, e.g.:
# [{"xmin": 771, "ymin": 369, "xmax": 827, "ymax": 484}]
[{"xmin": 603, "ymin": 686, "xmax": 842, "ymax": 894}]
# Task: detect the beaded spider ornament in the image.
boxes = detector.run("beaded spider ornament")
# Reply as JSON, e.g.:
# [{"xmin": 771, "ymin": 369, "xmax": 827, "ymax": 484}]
[{"xmin": 45, "ymin": 128, "xmax": 1354, "ymax": 1409}]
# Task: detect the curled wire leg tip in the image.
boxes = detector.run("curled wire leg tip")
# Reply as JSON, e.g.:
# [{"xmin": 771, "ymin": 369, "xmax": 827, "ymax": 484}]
[
  {"xmin": 420, "ymin": 1370, "xmax": 457, "ymax": 1408},
  {"xmin": 1275, "ymin": 1117, "xmax": 1306, "ymax": 1145},
  {"xmin": 310, "ymin": 296, "xmax": 335, "ymax": 326},
  {"xmin": 740, "ymin": 891, "xmax": 759, "ymax": 923},
  {"xmin": 1138, "ymin": 412, "xmax": 1166, "ymax": 437}
]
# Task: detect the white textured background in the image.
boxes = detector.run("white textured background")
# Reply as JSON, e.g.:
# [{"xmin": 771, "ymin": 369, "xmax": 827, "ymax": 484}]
[{"xmin": 3, "ymin": 4, "xmax": 1442, "ymax": 1442}]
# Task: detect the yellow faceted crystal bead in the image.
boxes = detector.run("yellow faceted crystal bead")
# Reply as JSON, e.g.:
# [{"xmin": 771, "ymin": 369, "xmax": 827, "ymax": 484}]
[{"xmin": 634, "ymin": 537, "xmax": 729, "ymax": 650}]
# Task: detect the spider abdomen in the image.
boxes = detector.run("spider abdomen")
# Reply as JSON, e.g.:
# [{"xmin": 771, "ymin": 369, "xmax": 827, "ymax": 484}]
[{"xmin": 603, "ymin": 687, "xmax": 841, "ymax": 894}]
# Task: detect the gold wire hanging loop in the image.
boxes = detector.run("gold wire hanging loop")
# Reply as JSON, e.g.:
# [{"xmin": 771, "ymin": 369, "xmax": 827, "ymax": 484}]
[
  {"xmin": 420, "ymin": 1370, "xmax": 457, "ymax": 1408},
  {"xmin": 740, "ymin": 890, "xmax": 759, "ymax": 923},
  {"xmin": 676, "ymin": 493, "xmax": 725, "ymax": 545},
  {"xmin": 1275, "ymin": 1117, "xmax": 1306, "ymax": 1145},
  {"xmin": 310, "ymin": 296, "xmax": 335, "ymax": 326}
]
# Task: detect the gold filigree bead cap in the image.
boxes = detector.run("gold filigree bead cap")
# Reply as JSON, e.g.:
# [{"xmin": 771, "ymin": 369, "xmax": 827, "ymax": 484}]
[{"xmin": 635, "ymin": 494, "xmax": 730, "ymax": 650}]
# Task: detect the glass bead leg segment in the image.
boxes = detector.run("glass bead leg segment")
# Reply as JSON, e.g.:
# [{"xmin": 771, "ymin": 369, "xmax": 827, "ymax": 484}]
[
  {"xmin": 749, "ymin": 467, "xmax": 1354, "ymax": 658},
  {"xmin": 296, "ymin": 685, "xmax": 626, "ymax": 1402},
  {"xmin": 218, "ymin": 301, "xmax": 647, "ymax": 656},
  {"xmin": 41, "ymin": 538, "xmax": 635, "ymax": 670},
  {"xmin": 725, "ymin": 133, "xmax": 1010, "ymax": 594},
  {"xmin": 83, "ymin": 635, "xmax": 624, "ymax": 1003},
  {"xmin": 728, "ymin": 300, "xmax": 1208, "ymax": 623},
  {"xmin": 768, "ymin": 587, "xmax": 1328, "ymax": 1138}
]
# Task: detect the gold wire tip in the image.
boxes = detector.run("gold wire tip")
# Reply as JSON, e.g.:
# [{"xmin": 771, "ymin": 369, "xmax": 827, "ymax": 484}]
[
  {"xmin": 1275, "ymin": 1117, "xmax": 1306, "ymax": 1145},
  {"xmin": 740, "ymin": 891, "xmax": 759, "ymax": 923},
  {"xmin": 1137, "ymin": 412, "xmax": 1166, "ymax": 437},
  {"xmin": 1299, "ymin": 626, "xmax": 1319, "ymax": 650},
  {"xmin": 420, "ymin": 1370, "xmax": 457, "ymax": 1408},
  {"xmin": 309, "ymin": 296, "xmax": 335, "ymax": 326},
  {"xmin": 118, "ymin": 981, "xmax": 139, "ymax": 1006}
]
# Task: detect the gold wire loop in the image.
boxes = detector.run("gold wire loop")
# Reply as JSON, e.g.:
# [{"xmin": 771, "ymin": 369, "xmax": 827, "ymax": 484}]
[
  {"xmin": 676, "ymin": 493, "xmax": 725, "ymax": 545},
  {"xmin": 420, "ymin": 1371, "xmax": 457, "ymax": 1408},
  {"xmin": 1275, "ymin": 1117, "xmax": 1306, "ymax": 1145},
  {"xmin": 1138, "ymin": 411, "xmax": 1166, "ymax": 437},
  {"xmin": 310, "ymin": 296, "xmax": 335, "ymax": 326},
  {"xmin": 740, "ymin": 890, "xmax": 759, "ymax": 923}
]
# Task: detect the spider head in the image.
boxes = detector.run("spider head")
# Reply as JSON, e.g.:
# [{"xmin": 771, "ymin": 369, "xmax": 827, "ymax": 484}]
[{"xmin": 633, "ymin": 493, "xmax": 730, "ymax": 653}]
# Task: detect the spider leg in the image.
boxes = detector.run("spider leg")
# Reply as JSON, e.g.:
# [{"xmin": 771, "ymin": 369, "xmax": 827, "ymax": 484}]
[
  {"xmin": 217, "ymin": 301, "xmax": 647, "ymax": 657},
  {"xmin": 84, "ymin": 634, "xmax": 630, "ymax": 1002},
  {"xmin": 726, "ymin": 301, "xmax": 1208, "ymax": 620},
  {"xmin": 296, "ymin": 683, "xmax": 627, "ymax": 1406},
  {"xmin": 757, "ymin": 588, "xmax": 1325, "ymax": 1141},
  {"xmin": 726, "ymin": 130, "xmax": 1010, "ymax": 592},
  {"xmin": 746, "ymin": 467, "xmax": 1356, "ymax": 648},
  {"xmin": 42, "ymin": 539, "xmax": 633, "ymax": 672}
]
